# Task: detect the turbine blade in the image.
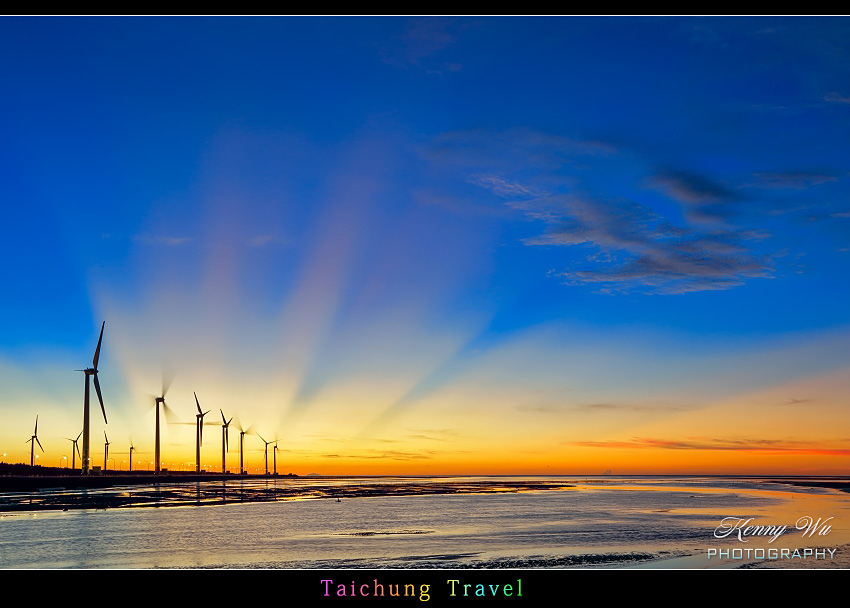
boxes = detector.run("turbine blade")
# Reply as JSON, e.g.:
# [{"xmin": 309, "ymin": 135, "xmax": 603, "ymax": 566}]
[
  {"xmin": 162, "ymin": 400, "xmax": 180, "ymax": 424},
  {"xmin": 36, "ymin": 437, "xmax": 44, "ymax": 452},
  {"xmin": 34, "ymin": 415, "xmax": 38, "ymax": 434},
  {"xmin": 76, "ymin": 430, "xmax": 82, "ymax": 441},
  {"xmin": 92, "ymin": 321, "xmax": 105, "ymax": 369},
  {"xmin": 93, "ymin": 373, "xmax": 107, "ymax": 424},
  {"xmin": 161, "ymin": 366, "xmax": 174, "ymax": 399},
  {"xmin": 76, "ymin": 443, "xmax": 81, "ymax": 458},
  {"xmin": 195, "ymin": 392, "xmax": 201, "ymax": 414}
]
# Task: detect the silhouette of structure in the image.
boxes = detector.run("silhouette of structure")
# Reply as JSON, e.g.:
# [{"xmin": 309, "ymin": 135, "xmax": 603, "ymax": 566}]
[
  {"xmin": 258, "ymin": 434, "xmax": 273, "ymax": 475},
  {"xmin": 77, "ymin": 322, "xmax": 107, "ymax": 474},
  {"xmin": 237, "ymin": 423, "xmax": 251, "ymax": 475},
  {"xmin": 220, "ymin": 410, "xmax": 232, "ymax": 474},
  {"xmin": 65, "ymin": 430, "xmax": 82, "ymax": 470},
  {"xmin": 26, "ymin": 415, "xmax": 43, "ymax": 467},
  {"xmin": 152, "ymin": 375, "xmax": 173, "ymax": 474},
  {"xmin": 193, "ymin": 392, "xmax": 210, "ymax": 473},
  {"xmin": 103, "ymin": 431, "xmax": 110, "ymax": 470}
]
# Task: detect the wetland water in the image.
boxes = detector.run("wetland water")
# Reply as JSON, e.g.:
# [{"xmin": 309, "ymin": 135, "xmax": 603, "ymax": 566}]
[{"xmin": 0, "ymin": 476, "xmax": 847, "ymax": 569}]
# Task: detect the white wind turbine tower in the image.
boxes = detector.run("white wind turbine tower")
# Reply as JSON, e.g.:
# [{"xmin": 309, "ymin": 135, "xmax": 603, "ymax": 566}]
[{"xmin": 76, "ymin": 322, "xmax": 107, "ymax": 475}]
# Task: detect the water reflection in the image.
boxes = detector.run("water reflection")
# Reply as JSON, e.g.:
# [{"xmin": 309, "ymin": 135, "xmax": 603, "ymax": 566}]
[{"xmin": 0, "ymin": 477, "xmax": 847, "ymax": 569}]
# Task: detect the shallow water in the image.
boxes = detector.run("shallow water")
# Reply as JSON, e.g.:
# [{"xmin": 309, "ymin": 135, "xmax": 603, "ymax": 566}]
[{"xmin": 0, "ymin": 476, "xmax": 847, "ymax": 569}]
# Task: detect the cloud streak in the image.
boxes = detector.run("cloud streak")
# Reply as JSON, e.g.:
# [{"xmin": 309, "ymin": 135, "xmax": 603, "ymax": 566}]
[
  {"xmin": 518, "ymin": 193, "xmax": 773, "ymax": 294},
  {"xmin": 573, "ymin": 437, "xmax": 850, "ymax": 456},
  {"xmin": 644, "ymin": 170, "xmax": 739, "ymax": 223},
  {"xmin": 426, "ymin": 127, "xmax": 777, "ymax": 295}
]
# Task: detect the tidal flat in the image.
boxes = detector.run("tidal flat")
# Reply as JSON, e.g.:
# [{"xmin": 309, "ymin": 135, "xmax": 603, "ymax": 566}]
[{"xmin": 0, "ymin": 476, "xmax": 847, "ymax": 569}]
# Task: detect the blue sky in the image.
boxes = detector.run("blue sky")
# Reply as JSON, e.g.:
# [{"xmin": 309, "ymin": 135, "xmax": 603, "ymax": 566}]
[{"xmin": 1, "ymin": 16, "xmax": 849, "ymax": 473}]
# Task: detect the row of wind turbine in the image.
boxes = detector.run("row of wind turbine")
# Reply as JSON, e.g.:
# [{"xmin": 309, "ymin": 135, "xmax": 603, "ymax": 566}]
[{"xmin": 55, "ymin": 321, "xmax": 279, "ymax": 475}]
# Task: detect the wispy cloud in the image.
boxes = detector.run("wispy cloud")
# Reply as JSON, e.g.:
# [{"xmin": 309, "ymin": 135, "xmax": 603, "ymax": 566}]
[
  {"xmin": 405, "ymin": 428, "xmax": 463, "ymax": 441},
  {"xmin": 246, "ymin": 234, "xmax": 289, "ymax": 247},
  {"xmin": 644, "ymin": 170, "xmax": 738, "ymax": 223},
  {"xmin": 824, "ymin": 92, "xmax": 850, "ymax": 104},
  {"xmin": 518, "ymin": 194, "xmax": 772, "ymax": 294},
  {"xmin": 573, "ymin": 437, "xmax": 850, "ymax": 456},
  {"xmin": 133, "ymin": 234, "xmax": 193, "ymax": 246},
  {"xmin": 468, "ymin": 174, "xmax": 543, "ymax": 198},
  {"xmin": 785, "ymin": 397, "xmax": 813, "ymax": 405},
  {"xmin": 573, "ymin": 402, "xmax": 694, "ymax": 413},
  {"xmin": 748, "ymin": 171, "xmax": 839, "ymax": 190},
  {"xmin": 358, "ymin": 450, "xmax": 435, "ymax": 461},
  {"xmin": 426, "ymin": 127, "xmax": 775, "ymax": 295},
  {"xmin": 379, "ymin": 18, "xmax": 466, "ymax": 72},
  {"xmin": 516, "ymin": 402, "xmax": 693, "ymax": 414}
]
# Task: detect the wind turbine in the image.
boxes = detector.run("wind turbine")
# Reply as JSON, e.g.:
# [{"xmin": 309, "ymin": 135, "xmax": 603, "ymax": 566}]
[
  {"xmin": 26, "ymin": 415, "xmax": 43, "ymax": 467},
  {"xmin": 257, "ymin": 434, "xmax": 273, "ymax": 476},
  {"xmin": 273, "ymin": 441, "xmax": 280, "ymax": 476},
  {"xmin": 103, "ymin": 431, "xmax": 110, "ymax": 471},
  {"xmin": 65, "ymin": 430, "xmax": 82, "ymax": 470},
  {"xmin": 194, "ymin": 392, "xmax": 210, "ymax": 473},
  {"xmin": 77, "ymin": 321, "xmax": 107, "ymax": 475},
  {"xmin": 235, "ymin": 420, "xmax": 252, "ymax": 475},
  {"xmin": 129, "ymin": 438, "xmax": 135, "ymax": 472},
  {"xmin": 220, "ymin": 409, "xmax": 232, "ymax": 474},
  {"xmin": 152, "ymin": 373, "xmax": 175, "ymax": 474}
]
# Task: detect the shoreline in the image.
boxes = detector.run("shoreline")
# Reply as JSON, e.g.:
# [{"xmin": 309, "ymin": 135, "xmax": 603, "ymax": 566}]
[
  {"xmin": 0, "ymin": 473, "xmax": 846, "ymax": 514},
  {"xmin": 0, "ymin": 478, "xmax": 576, "ymax": 513}
]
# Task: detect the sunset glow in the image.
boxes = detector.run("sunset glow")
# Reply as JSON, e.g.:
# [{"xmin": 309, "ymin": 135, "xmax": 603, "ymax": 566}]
[{"xmin": 1, "ymin": 16, "xmax": 849, "ymax": 476}]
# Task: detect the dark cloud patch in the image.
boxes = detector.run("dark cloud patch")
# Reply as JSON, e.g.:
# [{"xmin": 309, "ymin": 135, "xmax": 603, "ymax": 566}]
[
  {"xmin": 424, "ymin": 127, "xmax": 784, "ymax": 295},
  {"xmin": 785, "ymin": 397, "xmax": 813, "ymax": 405},
  {"xmin": 644, "ymin": 170, "xmax": 739, "ymax": 223},
  {"xmin": 517, "ymin": 194, "xmax": 773, "ymax": 295}
]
